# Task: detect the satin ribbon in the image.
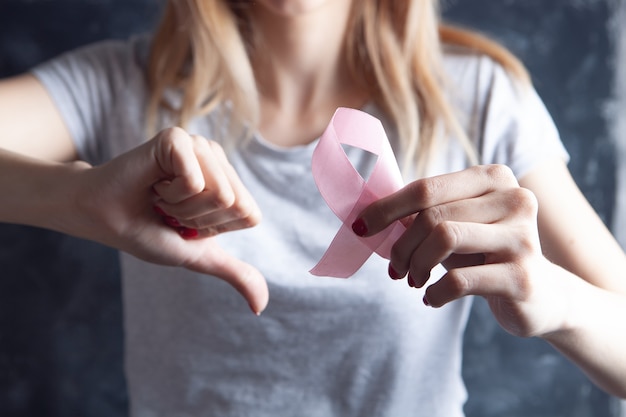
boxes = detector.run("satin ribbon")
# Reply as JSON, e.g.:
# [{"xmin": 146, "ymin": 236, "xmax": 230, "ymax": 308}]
[{"xmin": 310, "ymin": 107, "xmax": 406, "ymax": 278}]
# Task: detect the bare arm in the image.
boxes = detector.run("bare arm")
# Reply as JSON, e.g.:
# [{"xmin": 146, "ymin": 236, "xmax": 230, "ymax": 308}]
[
  {"xmin": 0, "ymin": 73, "xmax": 85, "ymax": 230},
  {"xmin": 0, "ymin": 74, "xmax": 269, "ymax": 314},
  {"xmin": 523, "ymin": 161, "xmax": 626, "ymax": 294},
  {"xmin": 0, "ymin": 74, "xmax": 77, "ymax": 161},
  {"xmin": 520, "ymin": 161, "xmax": 626, "ymax": 397}
]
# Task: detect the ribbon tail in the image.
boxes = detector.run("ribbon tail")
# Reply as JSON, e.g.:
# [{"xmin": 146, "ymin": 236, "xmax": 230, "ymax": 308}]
[
  {"xmin": 309, "ymin": 224, "xmax": 373, "ymax": 278},
  {"xmin": 309, "ymin": 108, "xmax": 406, "ymax": 278}
]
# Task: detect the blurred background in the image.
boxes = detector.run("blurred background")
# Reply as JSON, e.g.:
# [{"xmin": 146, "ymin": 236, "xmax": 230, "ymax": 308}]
[{"xmin": 0, "ymin": 0, "xmax": 624, "ymax": 416}]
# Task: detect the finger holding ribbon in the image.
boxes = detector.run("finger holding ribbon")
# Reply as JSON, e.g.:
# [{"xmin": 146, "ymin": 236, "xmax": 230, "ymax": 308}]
[
  {"xmin": 309, "ymin": 107, "xmax": 407, "ymax": 278},
  {"xmin": 310, "ymin": 108, "xmax": 564, "ymax": 337},
  {"xmin": 352, "ymin": 164, "xmax": 547, "ymax": 310}
]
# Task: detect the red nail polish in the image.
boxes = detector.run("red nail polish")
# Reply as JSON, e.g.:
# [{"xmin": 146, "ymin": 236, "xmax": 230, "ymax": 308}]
[
  {"xmin": 178, "ymin": 227, "xmax": 199, "ymax": 238},
  {"xmin": 352, "ymin": 218, "xmax": 368, "ymax": 237},
  {"xmin": 423, "ymin": 294, "xmax": 430, "ymax": 306},
  {"xmin": 164, "ymin": 216, "xmax": 181, "ymax": 228},
  {"xmin": 388, "ymin": 264, "xmax": 402, "ymax": 280},
  {"xmin": 407, "ymin": 273, "xmax": 413, "ymax": 288}
]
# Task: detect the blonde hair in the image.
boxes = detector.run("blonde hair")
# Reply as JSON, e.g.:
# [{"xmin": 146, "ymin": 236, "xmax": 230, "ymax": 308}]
[{"xmin": 147, "ymin": 0, "xmax": 529, "ymax": 174}]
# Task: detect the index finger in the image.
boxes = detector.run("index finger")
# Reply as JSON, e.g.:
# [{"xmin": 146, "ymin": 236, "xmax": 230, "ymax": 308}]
[{"xmin": 354, "ymin": 164, "xmax": 518, "ymax": 237}]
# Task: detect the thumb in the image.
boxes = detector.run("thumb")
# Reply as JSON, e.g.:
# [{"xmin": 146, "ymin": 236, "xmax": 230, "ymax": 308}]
[{"xmin": 186, "ymin": 245, "xmax": 269, "ymax": 315}]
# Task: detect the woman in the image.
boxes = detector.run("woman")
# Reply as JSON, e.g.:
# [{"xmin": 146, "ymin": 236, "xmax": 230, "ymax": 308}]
[{"xmin": 1, "ymin": 0, "xmax": 625, "ymax": 415}]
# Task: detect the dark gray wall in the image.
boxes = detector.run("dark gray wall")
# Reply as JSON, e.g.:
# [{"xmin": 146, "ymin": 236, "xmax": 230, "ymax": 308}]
[
  {"xmin": 443, "ymin": 2, "xmax": 623, "ymax": 416},
  {"xmin": 0, "ymin": 1, "xmax": 622, "ymax": 416}
]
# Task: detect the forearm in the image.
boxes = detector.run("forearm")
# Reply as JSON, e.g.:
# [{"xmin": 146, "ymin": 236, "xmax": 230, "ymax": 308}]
[
  {"xmin": 541, "ymin": 266, "xmax": 626, "ymax": 398},
  {"xmin": 0, "ymin": 131, "xmax": 270, "ymax": 313},
  {"xmin": 0, "ymin": 148, "xmax": 90, "ymax": 234}
]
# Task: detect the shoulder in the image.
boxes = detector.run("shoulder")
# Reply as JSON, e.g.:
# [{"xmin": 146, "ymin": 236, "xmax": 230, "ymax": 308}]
[
  {"xmin": 73, "ymin": 35, "xmax": 151, "ymax": 67},
  {"xmin": 440, "ymin": 43, "xmax": 541, "ymax": 137},
  {"xmin": 32, "ymin": 34, "xmax": 151, "ymax": 87},
  {"xmin": 29, "ymin": 35, "xmax": 154, "ymax": 164},
  {"xmin": 441, "ymin": 44, "xmax": 519, "ymax": 112},
  {"xmin": 441, "ymin": 45, "xmax": 568, "ymax": 178}
]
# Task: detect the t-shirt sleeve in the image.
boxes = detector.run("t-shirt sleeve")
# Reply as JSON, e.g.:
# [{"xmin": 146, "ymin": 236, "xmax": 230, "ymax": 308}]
[
  {"xmin": 30, "ymin": 38, "xmax": 148, "ymax": 165},
  {"xmin": 477, "ymin": 58, "xmax": 569, "ymax": 179}
]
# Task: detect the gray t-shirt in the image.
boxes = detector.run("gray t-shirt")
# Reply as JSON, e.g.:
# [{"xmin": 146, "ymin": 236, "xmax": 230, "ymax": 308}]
[{"xmin": 33, "ymin": 37, "xmax": 568, "ymax": 417}]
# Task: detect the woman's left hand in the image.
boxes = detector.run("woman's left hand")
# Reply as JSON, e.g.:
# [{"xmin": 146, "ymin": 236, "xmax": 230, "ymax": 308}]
[{"xmin": 353, "ymin": 164, "xmax": 563, "ymax": 338}]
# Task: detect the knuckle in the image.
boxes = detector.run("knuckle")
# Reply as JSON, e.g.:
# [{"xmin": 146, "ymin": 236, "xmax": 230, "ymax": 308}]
[
  {"xmin": 230, "ymin": 199, "xmax": 261, "ymax": 228},
  {"xmin": 201, "ymin": 227, "xmax": 221, "ymax": 238},
  {"xmin": 509, "ymin": 187, "xmax": 538, "ymax": 217},
  {"xmin": 483, "ymin": 164, "xmax": 517, "ymax": 187},
  {"xmin": 434, "ymin": 221, "xmax": 460, "ymax": 249},
  {"xmin": 191, "ymin": 133, "xmax": 208, "ymax": 142},
  {"xmin": 515, "ymin": 227, "xmax": 539, "ymax": 256},
  {"xmin": 207, "ymin": 139, "xmax": 226, "ymax": 157},
  {"xmin": 160, "ymin": 126, "xmax": 188, "ymax": 141},
  {"xmin": 190, "ymin": 134, "xmax": 209, "ymax": 150},
  {"xmin": 181, "ymin": 174, "xmax": 205, "ymax": 196},
  {"xmin": 446, "ymin": 269, "xmax": 472, "ymax": 298},
  {"xmin": 243, "ymin": 207, "xmax": 262, "ymax": 227},
  {"xmin": 240, "ymin": 215, "xmax": 260, "ymax": 229},
  {"xmin": 419, "ymin": 205, "xmax": 446, "ymax": 231},
  {"xmin": 184, "ymin": 218, "xmax": 202, "ymax": 229},
  {"xmin": 158, "ymin": 127, "xmax": 193, "ymax": 153},
  {"xmin": 213, "ymin": 224, "xmax": 231, "ymax": 235},
  {"xmin": 230, "ymin": 197, "xmax": 254, "ymax": 219},
  {"xmin": 409, "ymin": 177, "xmax": 441, "ymax": 208},
  {"xmin": 207, "ymin": 187, "xmax": 236, "ymax": 209},
  {"xmin": 155, "ymin": 126, "xmax": 190, "ymax": 154}
]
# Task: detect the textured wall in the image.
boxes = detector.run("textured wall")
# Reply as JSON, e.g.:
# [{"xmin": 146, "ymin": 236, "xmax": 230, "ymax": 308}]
[
  {"xmin": 443, "ymin": 1, "xmax": 624, "ymax": 416},
  {"xmin": 0, "ymin": 1, "xmax": 623, "ymax": 416},
  {"xmin": 612, "ymin": 0, "xmax": 626, "ymax": 249},
  {"xmin": 0, "ymin": 2, "xmax": 162, "ymax": 416}
]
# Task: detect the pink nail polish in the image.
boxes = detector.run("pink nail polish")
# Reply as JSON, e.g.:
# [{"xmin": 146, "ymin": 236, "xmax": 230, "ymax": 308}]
[
  {"xmin": 352, "ymin": 218, "xmax": 368, "ymax": 237},
  {"xmin": 178, "ymin": 227, "xmax": 199, "ymax": 238}
]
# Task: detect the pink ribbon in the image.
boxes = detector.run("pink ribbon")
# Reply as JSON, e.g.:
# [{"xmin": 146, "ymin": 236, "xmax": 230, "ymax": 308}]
[{"xmin": 310, "ymin": 107, "xmax": 406, "ymax": 278}]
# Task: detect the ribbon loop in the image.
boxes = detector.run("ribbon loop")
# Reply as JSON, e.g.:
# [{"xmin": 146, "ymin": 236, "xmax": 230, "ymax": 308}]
[{"xmin": 310, "ymin": 107, "xmax": 406, "ymax": 278}]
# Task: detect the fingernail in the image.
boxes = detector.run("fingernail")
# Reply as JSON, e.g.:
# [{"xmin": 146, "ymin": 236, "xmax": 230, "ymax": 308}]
[
  {"xmin": 178, "ymin": 227, "xmax": 199, "ymax": 238},
  {"xmin": 249, "ymin": 303, "xmax": 262, "ymax": 316},
  {"xmin": 352, "ymin": 218, "xmax": 368, "ymax": 237},
  {"xmin": 407, "ymin": 273, "xmax": 415, "ymax": 288},
  {"xmin": 423, "ymin": 294, "xmax": 430, "ymax": 306},
  {"xmin": 164, "ymin": 216, "xmax": 181, "ymax": 228},
  {"xmin": 388, "ymin": 264, "xmax": 402, "ymax": 280}
]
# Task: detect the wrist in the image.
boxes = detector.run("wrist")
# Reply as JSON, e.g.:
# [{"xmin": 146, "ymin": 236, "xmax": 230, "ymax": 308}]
[
  {"xmin": 44, "ymin": 160, "xmax": 96, "ymax": 236},
  {"xmin": 537, "ymin": 269, "xmax": 596, "ymax": 343},
  {"xmin": 0, "ymin": 150, "xmax": 93, "ymax": 233}
]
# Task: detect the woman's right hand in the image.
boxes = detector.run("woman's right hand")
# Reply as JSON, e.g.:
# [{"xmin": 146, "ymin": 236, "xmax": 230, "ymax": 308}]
[{"xmin": 70, "ymin": 127, "xmax": 268, "ymax": 314}]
